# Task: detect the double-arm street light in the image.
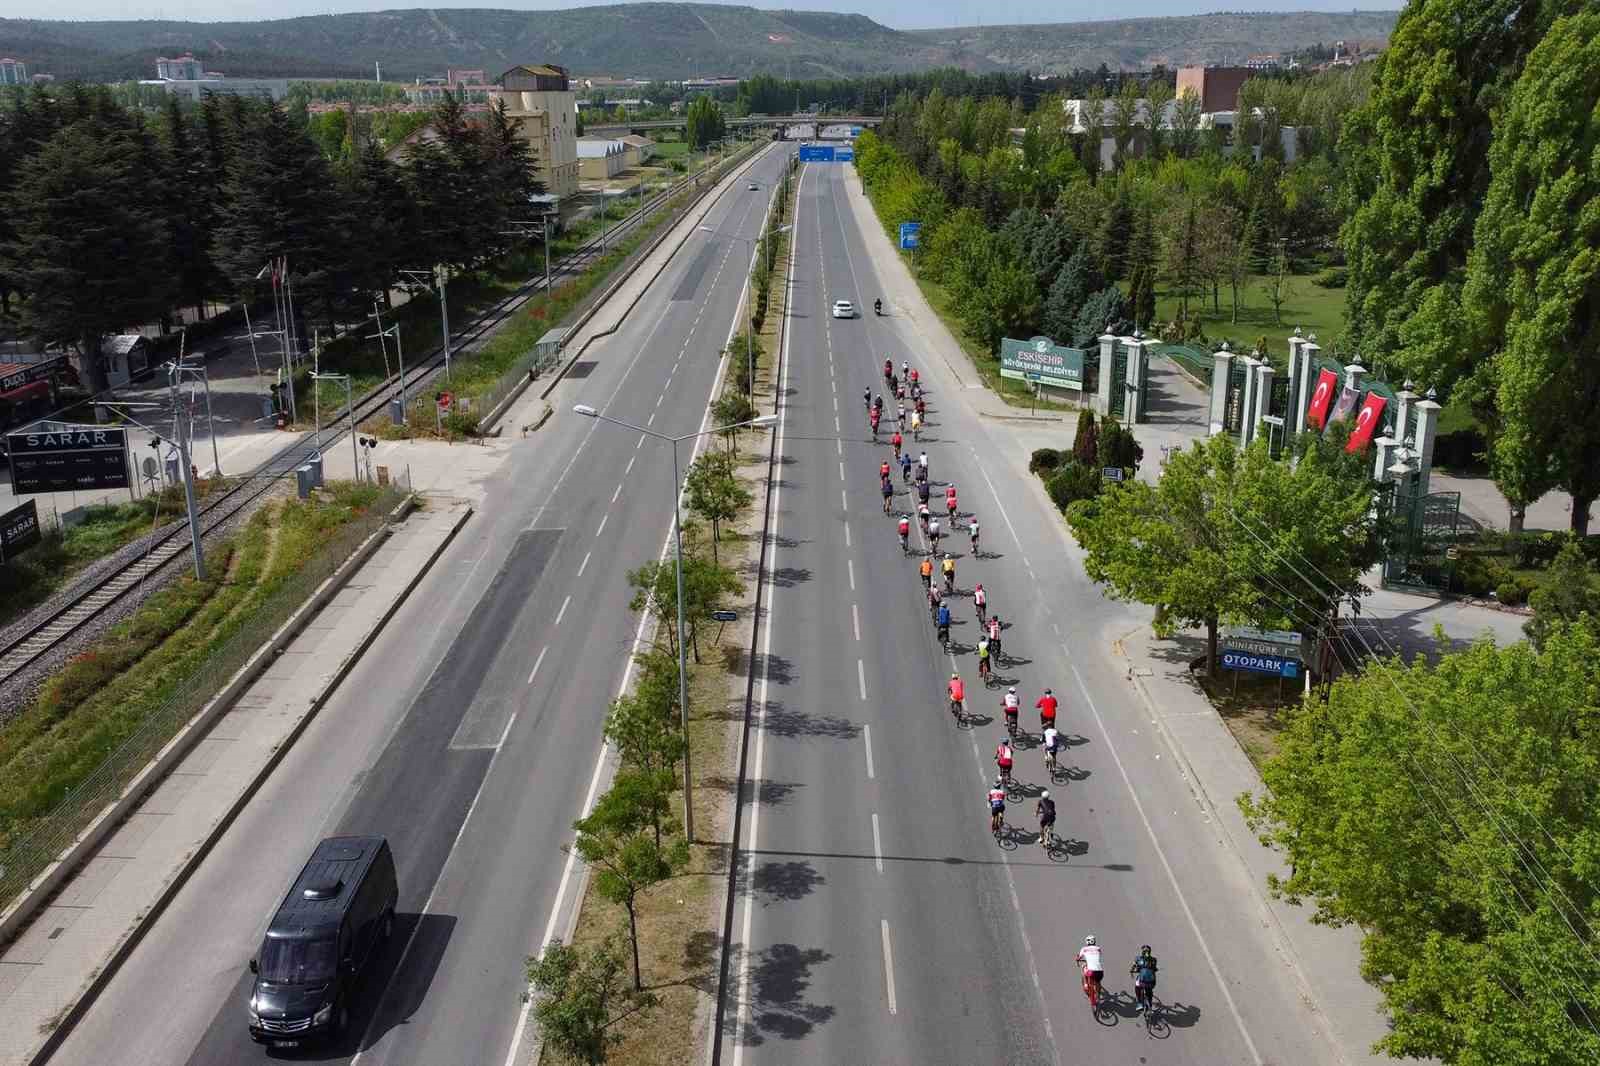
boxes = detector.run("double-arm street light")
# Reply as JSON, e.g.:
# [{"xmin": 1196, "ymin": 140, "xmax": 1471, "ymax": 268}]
[
  {"xmin": 573, "ymin": 403, "xmax": 776, "ymax": 842},
  {"xmin": 696, "ymin": 219, "xmax": 793, "ymax": 396}
]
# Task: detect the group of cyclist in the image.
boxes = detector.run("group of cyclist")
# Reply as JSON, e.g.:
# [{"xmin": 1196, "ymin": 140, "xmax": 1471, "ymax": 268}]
[{"xmin": 879, "ymin": 353, "xmax": 1164, "ymax": 1020}]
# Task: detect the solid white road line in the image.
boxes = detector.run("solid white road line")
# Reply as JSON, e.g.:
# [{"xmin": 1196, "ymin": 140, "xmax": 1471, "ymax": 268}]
[
  {"xmin": 872, "ymin": 812, "xmax": 884, "ymax": 873},
  {"xmin": 881, "ymin": 920, "xmax": 898, "ymax": 1015},
  {"xmin": 1069, "ymin": 662, "xmax": 1265, "ymax": 1065},
  {"xmin": 512, "ymin": 157, "xmax": 775, "ymax": 1066},
  {"xmin": 864, "ymin": 723, "xmax": 875, "ymax": 779},
  {"xmin": 555, "ymin": 594, "xmax": 571, "ymax": 626},
  {"xmin": 858, "ymin": 658, "xmax": 867, "ymax": 701},
  {"xmin": 577, "ymin": 551, "xmax": 591, "ymax": 577},
  {"xmin": 526, "ymin": 645, "xmax": 549, "ymax": 686},
  {"xmin": 732, "ymin": 161, "xmax": 802, "ymax": 1066}
]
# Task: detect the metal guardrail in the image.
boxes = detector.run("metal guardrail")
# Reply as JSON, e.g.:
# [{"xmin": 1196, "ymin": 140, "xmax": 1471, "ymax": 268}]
[{"xmin": 0, "ymin": 485, "xmax": 405, "ymax": 913}]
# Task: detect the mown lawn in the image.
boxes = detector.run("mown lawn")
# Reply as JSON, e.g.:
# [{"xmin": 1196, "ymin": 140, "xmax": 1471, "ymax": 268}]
[{"xmin": 1153, "ymin": 274, "xmax": 1348, "ymax": 366}]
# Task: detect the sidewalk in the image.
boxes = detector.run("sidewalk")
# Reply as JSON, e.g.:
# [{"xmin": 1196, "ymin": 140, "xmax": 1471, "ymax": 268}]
[
  {"xmin": 0, "ymin": 498, "xmax": 470, "ymax": 1066},
  {"xmin": 1113, "ymin": 588, "xmax": 1520, "ymax": 1066},
  {"xmin": 1115, "ymin": 623, "xmax": 1393, "ymax": 1066}
]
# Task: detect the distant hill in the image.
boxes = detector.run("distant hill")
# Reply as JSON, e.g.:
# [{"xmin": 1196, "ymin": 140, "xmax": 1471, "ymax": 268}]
[
  {"xmin": 911, "ymin": 11, "xmax": 1400, "ymax": 74},
  {"xmin": 0, "ymin": 5, "xmax": 1399, "ymax": 84}
]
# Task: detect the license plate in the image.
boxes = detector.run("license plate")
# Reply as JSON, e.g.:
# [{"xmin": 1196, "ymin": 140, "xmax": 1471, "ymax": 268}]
[{"xmin": 273, "ymin": 1040, "xmax": 300, "ymax": 1048}]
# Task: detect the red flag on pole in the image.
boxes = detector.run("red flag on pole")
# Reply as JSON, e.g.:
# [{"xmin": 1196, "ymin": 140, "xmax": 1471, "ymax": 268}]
[
  {"xmin": 1306, "ymin": 369, "xmax": 1338, "ymax": 429},
  {"xmin": 1346, "ymin": 392, "xmax": 1387, "ymax": 453}
]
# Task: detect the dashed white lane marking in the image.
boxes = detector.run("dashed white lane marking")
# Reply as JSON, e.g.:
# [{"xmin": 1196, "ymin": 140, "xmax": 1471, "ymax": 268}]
[
  {"xmin": 625, "ymin": 455, "xmax": 636, "ymax": 475},
  {"xmin": 847, "ymin": 558, "xmax": 855, "ymax": 590},
  {"xmin": 852, "ymin": 603, "xmax": 861, "ymax": 641},
  {"xmin": 555, "ymin": 594, "xmax": 571, "ymax": 626},
  {"xmin": 647, "ymin": 412, "xmax": 656, "ymax": 427},
  {"xmin": 841, "ymin": 488, "xmax": 848, "ymax": 512},
  {"xmin": 577, "ymin": 551, "xmax": 591, "ymax": 577},
  {"xmin": 872, "ymin": 813, "xmax": 884, "ymax": 873},
  {"xmin": 836, "ymin": 438, "xmax": 842, "ymax": 457},
  {"xmin": 612, "ymin": 483, "xmax": 623, "ymax": 503},
  {"xmin": 636, "ymin": 434, "xmax": 646, "ymax": 449},
  {"xmin": 864, "ymin": 722, "xmax": 875, "ymax": 778},
  {"xmin": 526, "ymin": 646, "xmax": 549, "ymax": 686},
  {"xmin": 881, "ymin": 920, "xmax": 898, "ymax": 1015},
  {"xmin": 857, "ymin": 658, "xmax": 867, "ymax": 701},
  {"xmin": 596, "ymin": 514, "xmax": 608, "ymax": 537},
  {"xmin": 844, "ymin": 522, "xmax": 851, "ymax": 547},
  {"xmin": 839, "ymin": 461, "xmax": 845, "ymax": 482}
]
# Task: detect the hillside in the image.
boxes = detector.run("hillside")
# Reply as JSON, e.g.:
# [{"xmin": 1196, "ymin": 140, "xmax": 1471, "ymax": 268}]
[
  {"xmin": 0, "ymin": 5, "xmax": 1398, "ymax": 84},
  {"xmin": 911, "ymin": 11, "xmax": 1400, "ymax": 73}
]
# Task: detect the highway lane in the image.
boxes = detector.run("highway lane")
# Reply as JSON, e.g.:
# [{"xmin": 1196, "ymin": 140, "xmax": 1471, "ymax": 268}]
[
  {"xmin": 49, "ymin": 143, "xmax": 791, "ymax": 1066},
  {"xmin": 725, "ymin": 161, "xmax": 1348, "ymax": 1065}
]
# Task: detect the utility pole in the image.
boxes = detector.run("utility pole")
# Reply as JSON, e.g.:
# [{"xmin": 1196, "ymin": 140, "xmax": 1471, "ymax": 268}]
[{"xmin": 168, "ymin": 363, "xmax": 205, "ymax": 579}]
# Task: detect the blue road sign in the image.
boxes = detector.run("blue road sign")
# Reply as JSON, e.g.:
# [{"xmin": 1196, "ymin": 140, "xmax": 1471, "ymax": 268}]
[
  {"xmin": 711, "ymin": 610, "xmax": 738, "ymax": 622},
  {"xmin": 835, "ymin": 147, "xmax": 854, "ymax": 161},
  {"xmin": 798, "ymin": 144, "xmax": 835, "ymax": 162},
  {"xmin": 1221, "ymin": 650, "xmax": 1300, "ymax": 678},
  {"xmin": 898, "ymin": 222, "xmax": 922, "ymax": 250}
]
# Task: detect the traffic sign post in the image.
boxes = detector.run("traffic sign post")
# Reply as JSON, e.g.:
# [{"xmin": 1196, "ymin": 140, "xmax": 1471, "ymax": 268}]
[{"xmin": 1101, "ymin": 467, "xmax": 1125, "ymax": 482}]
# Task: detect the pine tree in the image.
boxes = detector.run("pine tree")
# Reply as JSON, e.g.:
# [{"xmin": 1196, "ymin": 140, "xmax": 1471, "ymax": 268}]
[
  {"xmin": 159, "ymin": 94, "xmax": 220, "ymax": 322},
  {"xmin": 3, "ymin": 119, "xmax": 172, "ymax": 392}
]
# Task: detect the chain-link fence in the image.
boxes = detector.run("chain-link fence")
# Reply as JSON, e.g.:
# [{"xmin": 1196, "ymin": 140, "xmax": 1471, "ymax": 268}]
[{"xmin": 0, "ymin": 486, "xmax": 404, "ymax": 911}]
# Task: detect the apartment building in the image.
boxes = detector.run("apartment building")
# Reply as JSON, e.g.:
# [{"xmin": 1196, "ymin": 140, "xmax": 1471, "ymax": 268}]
[
  {"xmin": 155, "ymin": 54, "xmax": 204, "ymax": 81},
  {"xmin": 490, "ymin": 65, "xmax": 580, "ymax": 200},
  {"xmin": 0, "ymin": 58, "xmax": 27, "ymax": 85}
]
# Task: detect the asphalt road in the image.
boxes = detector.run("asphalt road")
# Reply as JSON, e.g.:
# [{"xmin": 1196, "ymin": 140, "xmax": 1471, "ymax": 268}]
[
  {"xmin": 722, "ymin": 161, "xmax": 1350, "ymax": 1065},
  {"xmin": 49, "ymin": 143, "xmax": 792, "ymax": 1066}
]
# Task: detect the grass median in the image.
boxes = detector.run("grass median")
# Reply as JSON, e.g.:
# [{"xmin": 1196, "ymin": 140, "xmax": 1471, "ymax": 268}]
[{"xmin": 0, "ymin": 480, "xmax": 398, "ymax": 914}]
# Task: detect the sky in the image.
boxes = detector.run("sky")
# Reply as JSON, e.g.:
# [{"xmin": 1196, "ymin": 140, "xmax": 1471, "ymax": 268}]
[{"xmin": 3, "ymin": 0, "xmax": 1406, "ymax": 29}]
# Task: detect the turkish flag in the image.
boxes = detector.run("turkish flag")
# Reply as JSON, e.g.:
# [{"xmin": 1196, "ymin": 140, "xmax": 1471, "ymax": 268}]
[
  {"xmin": 1346, "ymin": 392, "xmax": 1387, "ymax": 453},
  {"xmin": 1306, "ymin": 369, "xmax": 1338, "ymax": 429}
]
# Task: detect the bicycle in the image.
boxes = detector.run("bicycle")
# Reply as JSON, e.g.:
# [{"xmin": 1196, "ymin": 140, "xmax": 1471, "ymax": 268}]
[
  {"xmin": 938, "ymin": 622, "xmax": 950, "ymax": 651},
  {"xmin": 1079, "ymin": 963, "xmax": 1103, "ymax": 1012},
  {"xmin": 1004, "ymin": 709, "xmax": 1018, "ymax": 739},
  {"xmin": 1039, "ymin": 822, "xmax": 1056, "ymax": 851},
  {"xmin": 899, "ymin": 530, "xmax": 910, "ymax": 555},
  {"xmin": 991, "ymin": 808, "xmax": 1006, "ymax": 841},
  {"xmin": 1133, "ymin": 981, "xmax": 1156, "ymax": 1019},
  {"xmin": 977, "ymin": 656, "xmax": 991, "ymax": 683},
  {"xmin": 950, "ymin": 696, "xmax": 966, "ymax": 726},
  {"xmin": 1043, "ymin": 745, "xmax": 1057, "ymax": 778},
  {"xmin": 943, "ymin": 570, "xmax": 955, "ymax": 595}
]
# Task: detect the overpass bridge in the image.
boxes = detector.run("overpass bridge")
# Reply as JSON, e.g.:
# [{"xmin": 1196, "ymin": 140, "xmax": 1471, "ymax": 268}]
[{"xmin": 580, "ymin": 113, "xmax": 882, "ymax": 138}]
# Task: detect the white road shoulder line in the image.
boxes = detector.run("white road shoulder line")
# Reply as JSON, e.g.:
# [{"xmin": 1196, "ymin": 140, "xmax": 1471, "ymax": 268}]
[{"xmin": 1069, "ymin": 662, "xmax": 1265, "ymax": 1065}]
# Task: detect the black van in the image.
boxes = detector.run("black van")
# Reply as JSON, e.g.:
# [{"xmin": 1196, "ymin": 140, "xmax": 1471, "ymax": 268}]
[{"xmin": 247, "ymin": 836, "xmax": 398, "ymax": 1047}]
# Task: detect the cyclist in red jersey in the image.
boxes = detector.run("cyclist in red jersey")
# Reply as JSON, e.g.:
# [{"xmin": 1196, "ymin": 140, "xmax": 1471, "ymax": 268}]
[{"xmin": 1036, "ymin": 688, "xmax": 1059, "ymax": 732}]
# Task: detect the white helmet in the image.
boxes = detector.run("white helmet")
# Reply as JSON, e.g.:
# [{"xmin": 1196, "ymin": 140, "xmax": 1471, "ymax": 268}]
[
  {"xmin": 1084, "ymin": 934, "xmax": 1097, "ymax": 946},
  {"xmin": 1041, "ymin": 790, "xmax": 1051, "ymax": 799},
  {"xmin": 1008, "ymin": 686, "xmax": 1017, "ymax": 694}
]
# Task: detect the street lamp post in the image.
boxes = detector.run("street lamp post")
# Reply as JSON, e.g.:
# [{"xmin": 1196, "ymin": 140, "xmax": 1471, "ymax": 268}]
[{"xmin": 572, "ymin": 403, "xmax": 776, "ymax": 843}]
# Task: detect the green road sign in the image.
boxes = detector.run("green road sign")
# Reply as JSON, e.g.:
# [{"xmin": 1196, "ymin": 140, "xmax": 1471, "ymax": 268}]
[{"xmin": 999, "ymin": 336, "xmax": 1085, "ymax": 391}]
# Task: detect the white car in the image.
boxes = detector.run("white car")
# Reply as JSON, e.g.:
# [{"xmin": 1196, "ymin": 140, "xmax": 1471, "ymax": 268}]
[
  {"xmin": 831, "ymin": 300, "xmax": 855, "ymax": 319},
  {"xmin": 747, "ymin": 181, "xmax": 759, "ymax": 191}
]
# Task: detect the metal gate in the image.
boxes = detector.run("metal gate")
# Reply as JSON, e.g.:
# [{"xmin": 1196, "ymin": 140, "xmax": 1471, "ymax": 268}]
[
  {"xmin": 1109, "ymin": 342, "xmax": 1130, "ymax": 418},
  {"xmin": 1381, "ymin": 489, "xmax": 1463, "ymax": 595}
]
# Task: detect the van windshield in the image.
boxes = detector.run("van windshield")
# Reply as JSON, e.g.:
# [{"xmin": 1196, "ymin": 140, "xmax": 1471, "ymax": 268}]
[{"xmin": 258, "ymin": 937, "xmax": 338, "ymax": 984}]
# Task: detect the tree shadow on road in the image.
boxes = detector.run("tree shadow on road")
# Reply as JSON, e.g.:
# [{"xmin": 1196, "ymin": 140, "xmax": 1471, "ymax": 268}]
[
  {"xmin": 742, "ymin": 943, "xmax": 837, "ymax": 1043},
  {"xmin": 760, "ymin": 700, "xmax": 861, "ymax": 739}
]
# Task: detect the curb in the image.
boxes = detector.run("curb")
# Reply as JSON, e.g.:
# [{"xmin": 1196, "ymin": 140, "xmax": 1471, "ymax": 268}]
[
  {"xmin": 538, "ymin": 143, "xmax": 774, "ymax": 402},
  {"xmin": 22, "ymin": 501, "xmax": 472, "ymax": 1066},
  {"xmin": 978, "ymin": 412, "xmax": 1068, "ymax": 424},
  {"xmin": 1112, "ymin": 630, "xmax": 1357, "ymax": 1066}
]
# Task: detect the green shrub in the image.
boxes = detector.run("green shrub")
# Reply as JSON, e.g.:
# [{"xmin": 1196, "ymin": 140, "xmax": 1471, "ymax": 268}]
[
  {"xmin": 442, "ymin": 410, "xmax": 480, "ymax": 437},
  {"xmin": 1046, "ymin": 463, "xmax": 1102, "ymax": 512},
  {"xmin": 1453, "ymin": 553, "xmax": 1498, "ymax": 597},
  {"xmin": 1495, "ymin": 578, "xmax": 1532, "ymax": 607},
  {"xmin": 1028, "ymin": 448, "xmax": 1063, "ymax": 475},
  {"xmin": 1312, "ymin": 266, "xmax": 1348, "ymax": 289}
]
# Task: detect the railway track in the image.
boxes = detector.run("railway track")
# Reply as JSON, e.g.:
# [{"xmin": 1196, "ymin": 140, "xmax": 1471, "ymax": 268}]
[{"xmin": 0, "ymin": 160, "xmax": 733, "ymax": 690}]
